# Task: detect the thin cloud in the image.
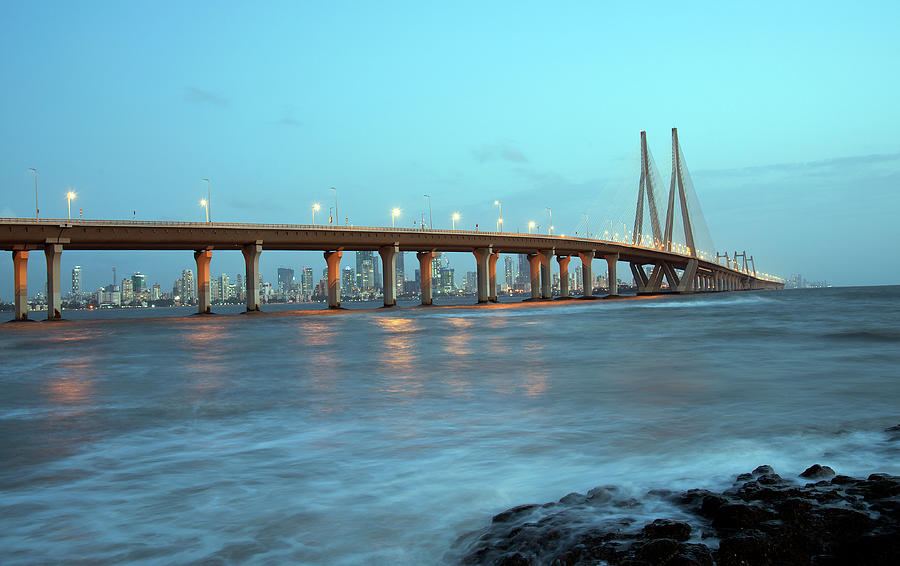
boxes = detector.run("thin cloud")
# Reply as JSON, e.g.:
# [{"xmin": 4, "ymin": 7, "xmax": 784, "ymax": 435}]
[
  {"xmin": 184, "ymin": 87, "xmax": 229, "ymax": 107},
  {"xmin": 473, "ymin": 142, "xmax": 529, "ymax": 164},
  {"xmin": 272, "ymin": 116, "xmax": 302, "ymax": 128}
]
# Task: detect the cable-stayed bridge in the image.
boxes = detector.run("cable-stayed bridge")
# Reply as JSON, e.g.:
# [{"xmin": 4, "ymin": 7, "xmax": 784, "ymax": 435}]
[{"xmin": 1, "ymin": 129, "xmax": 783, "ymax": 320}]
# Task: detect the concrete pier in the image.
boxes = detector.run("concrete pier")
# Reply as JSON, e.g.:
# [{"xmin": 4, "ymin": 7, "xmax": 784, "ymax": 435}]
[
  {"xmin": 527, "ymin": 253, "xmax": 541, "ymax": 299},
  {"xmin": 417, "ymin": 251, "xmax": 434, "ymax": 305},
  {"xmin": 540, "ymin": 250, "xmax": 553, "ymax": 299},
  {"xmin": 324, "ymin": 250, "xmax": 342, "ymax": 308},
  {"xmin": 44, "ymin": 243, "xmax": 62, "ymax": 319},
  {"xmin": 488, "ymin": 252, "xmax": 499, "ymax": 302},
  {"xmin": 557, "ymin": 255, "xmax": 571, "ymax": 298},
  {"xmin": 12, "ymin": 250, "xmax": 28, "ymax": 320},
  {"xmin": 604, "ymin": 253, "xmax": 618, "ymax": 296},
  {"xmin": 379, "ymin": 244, "xmax": 398, "ymax": 307},
  {"xmin": 242, "ymin": 243, "xmax": 262, "ymax": 311},
  {"xmin": 194, "ymin": 250, "xmax": 212, "ymax": 314},
  {"xmin": 473, "ymin": 248, "xmax": 491, "ymax": 303},
  {"xmin": 579, "ymin": 252, "xmax": 594, "ymax": 298}
]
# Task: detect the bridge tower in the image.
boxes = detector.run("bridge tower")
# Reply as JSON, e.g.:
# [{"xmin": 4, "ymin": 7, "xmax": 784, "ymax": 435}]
[
  {"xmin": 663, "ymin": 128, "xmax": 696, "ymax": 257},
  {"xmin": 632, "ymin": 131, "xmax": 663, "ymax": 248}
]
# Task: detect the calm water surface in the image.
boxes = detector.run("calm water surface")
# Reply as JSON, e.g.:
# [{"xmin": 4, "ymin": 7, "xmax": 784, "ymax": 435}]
[{"xmin": 1, "ymin": 287, "xmax": 899, "ymax": 564}]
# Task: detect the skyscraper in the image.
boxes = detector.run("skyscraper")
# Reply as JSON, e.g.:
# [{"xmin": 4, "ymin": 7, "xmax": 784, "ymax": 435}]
[
  {"xmin": 504, "ymin": 256, "xmax": 514, "ymax": 291},
  {"xmin": 396, "ymin": 251, "xmax": 405, "ymax": 296},
  {"xmin": 356, "ymin": 251, "xmax": 376, "ymax": 291},
  {"xmin": 277, "ymin": 267, "xmax": 294, "ymax": 296},
  {"xmin": 71, "ymin": 265, "xmax": 82, "ymax": 295},
  {"xmin": 300, "ymin": 267, "xmax": 313, "ymax": 300},
  {"xmin": 182, "ymin": 269, "xmax": 195, "ymax": 304},
  {"xmin": 131, "ymin": 272, "xmax": 146, "ymax": 294}
]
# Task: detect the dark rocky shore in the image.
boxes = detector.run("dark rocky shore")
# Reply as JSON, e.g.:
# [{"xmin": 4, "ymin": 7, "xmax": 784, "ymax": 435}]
[{"xmin": 461, "ymin": 463, "xmax": 900, "ymax": 565}]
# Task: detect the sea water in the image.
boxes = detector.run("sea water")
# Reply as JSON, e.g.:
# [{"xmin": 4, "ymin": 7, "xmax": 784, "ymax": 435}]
[{"xmin": 1, "ymin": 287, "xmax": 899, "ymax": 564}]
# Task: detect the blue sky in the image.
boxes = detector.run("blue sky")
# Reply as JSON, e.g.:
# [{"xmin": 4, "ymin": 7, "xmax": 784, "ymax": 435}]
[{"xmin": 2, "ymin": 1, "xmax": 898, "ymax": 295}]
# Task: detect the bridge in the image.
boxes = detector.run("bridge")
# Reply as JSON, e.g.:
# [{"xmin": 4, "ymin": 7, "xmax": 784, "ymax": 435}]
[{"xmin": 2, "ymin": 128, "xmax": 783, "ymax": 321}]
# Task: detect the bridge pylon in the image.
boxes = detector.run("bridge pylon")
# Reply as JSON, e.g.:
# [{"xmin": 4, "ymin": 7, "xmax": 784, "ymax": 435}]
[
  {"xmin": 633, "ymin": 131, "xmax": 663, "ymax": 247},
  {"xmin": 663, "ymin": 128, "xmax": 696, "ymax": 257}
]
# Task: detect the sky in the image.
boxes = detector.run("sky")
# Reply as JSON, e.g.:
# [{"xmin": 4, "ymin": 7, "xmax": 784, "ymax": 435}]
[{"xmin": 1, "ymin": 1, "xmax": 898, "ymax": 297}]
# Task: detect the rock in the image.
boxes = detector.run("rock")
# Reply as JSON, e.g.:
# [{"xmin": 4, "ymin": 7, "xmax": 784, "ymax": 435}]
[
  {"xmin": 716, "ymin": 530, "xmax": 773, "ymax": 566},
  {"xmin": 461, "ymin": 465, "xmax": 900, "ymax": 566},
  {"xmin": 642, "ymin": 519, "xmax": 691, "ymax": 541},
  {"xmin": 884, "ymin": 424, "xmax": 900, "ymax": 432},
  {"xmin": 800, "ymin": 464, "xmax": 836, "ymax": 480}
]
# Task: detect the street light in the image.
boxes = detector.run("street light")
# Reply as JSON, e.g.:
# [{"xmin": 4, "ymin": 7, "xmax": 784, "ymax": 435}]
[
  {"xmin": 330, "ymin": 187, "xmax": 339, "ymax": 226},
  {"xmin": 423, "ymin": 194, "xmax": 433, "ymax": 229},
  {"xmin": 528, "ymin": 220, "xmax": 536, "ymax": 233},
  {"xmin": 494, "ymin": 200, "xmax": 502, "ymax": 232},
  {"xmin": 546, "ymin": 207, "xmax": 552, "ymax": 234},
  {"xmin": 28, "ymin": 168, "xmax": 38, "ymax": 218},
  {"xmin": 391, "ymin": 207, "xmax": 401, "ymax": 227},
  {"xmin": 312, "ymin": 203, "xmax": 320, "ymax": 225},
  {"xmin": 202, "ymin": 178, "xmax": 211, "ymax": 222},
  {"xmin": 200, "ymin": 199, "xmax": 209, "ymax": 222},
  {"xmin": 66, "ymin": 190, "xmax": 76, "ymax": 220},
  {"xmin": 452, "ymin": 212, "xmax": 460, "ymax": 230}
]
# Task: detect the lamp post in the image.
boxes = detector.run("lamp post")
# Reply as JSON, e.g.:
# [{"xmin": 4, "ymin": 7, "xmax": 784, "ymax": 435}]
[
  {"xmin": 528, "ymin": 220, "xmax": 536, "ymax": 234},
  {"xmin": 423, "ymin": 194, "xmax": 433, "ymax": 229},
  {"xmin": 202, "ymin": 178, "xmax": 211, "ymax": 222},
  {"xmin": 494, "ymin": 200, "xmax": 502, "ymax": 232},
  {"xmin": 391, "ymin": 207, "xmax": 400, "ymax": 227},
  {"xmin": 28, "ymin": 168, "xmax": 38, "ymax": 218},
  {"xmin": 546, "ymin": 207, "xmax": 553, "ymax": 234},
  {"xmin": 452, "ymin": 212, "xmax": 460, "ymax": 230},
  {"xmin": 330, "ymin": 187, "xmax": 339, "ymax": 225},
  {"xmin": 66, "ymin": 191, "xmax": 76, "ymax": 220},
  {"xmin": 312, "ymin": 203, "xmax": 320, "ymax": 225},
  {"xmin": 200, "ymin": 199, "xmax": 209, "ymax": 222}
]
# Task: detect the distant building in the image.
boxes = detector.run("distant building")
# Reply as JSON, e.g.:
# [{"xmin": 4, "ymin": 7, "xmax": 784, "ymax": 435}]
[
  {"xmin": 131, "ymin": 272, "xmax": 146, "ymax": 294},
  {"xmin": 122, "ymin": 278, "xmax": 134, "ymax": 305},
  {"xmin": 151, "ymin": 282, "xmax": 161, "ymax": 300},
  {"xmin": 465, "ymin": 271, "xmax": 476, "ymax": 293},
  {"xmin": 503, "ymin": 256, "xmax": 514, "ymax": 291},
  {"xmin": 181, "ymin": 269, "xmax": 195, "ymax": 304},
  {"xmin": 300, "ymin": 267, "xmax": 313, "ymax": 300},
  {"xmin": 277, "ymin": 267, "xmax": 294, "ymax": 297},
  {"xmin": 356, "ymin": 251, "xmax": 376, "ymax": 291},
  {"xmin": 71, "ymin": 265, "xmax": 82, "ymax": 295}
]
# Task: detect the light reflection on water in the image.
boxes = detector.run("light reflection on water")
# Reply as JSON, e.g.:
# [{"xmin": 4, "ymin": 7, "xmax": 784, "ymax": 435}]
[{"xmin": 0, "ymin": 287, "xmax": 899, "ymax": 565}]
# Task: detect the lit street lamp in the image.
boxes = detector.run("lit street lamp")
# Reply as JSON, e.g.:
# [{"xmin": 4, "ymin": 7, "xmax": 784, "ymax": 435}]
[
  {"xmin": 391, "ymin": 207, "xmax": 401, "ymax": 227},
  {"xmin": 200, "ymin": 199, "xmax": 209, "ymax": 222},
  {"xmin": 312, "ymin": 203, "xmax": 320, "ymax": 225},
  {"xmin": 546, "ymin": 207, "xmax": 553, "ymax": 234},
  {"xmin": 28, "ymin": 168, "xmax": 38, "ymax": 218},
  {"xmin": 66, "ymin": 190, "xmax": 76, "ymax": 220},
  {"xmin": 202, "ymin": 178, "xmax": 211, "ymax": 222},
  {"xmin": 452, "ymin": 212, "xmax": 460, "ymax": 230},
  {"xmin": 494, "ymin": 200, "xmax": 502, "ymax": 232},
  {"xmin": 528, "ymin": 220, "xmax": 536, "ymax": 233}
]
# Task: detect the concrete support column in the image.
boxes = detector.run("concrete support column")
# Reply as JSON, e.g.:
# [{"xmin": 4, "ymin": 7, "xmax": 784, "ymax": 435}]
[
  {"xmin": 12, "ymin": 251, "xmax": 29, "ymax": 320},
  {"xmin": 473, "ymin": 248, "xmax": 491, "ymax": 303},
  {"xmin": 540, "ymin": 250, "xmax": 553, "ymax": 299},
  {"xmin": 379, "ymin": 244, "xmax": 398, "ymax": 307},
  {"xmin": 488, "ymin": 253, "xmax": 500, "ymax": 302},
  {"xmin": 324, "ymin": 250, "xmax": 342, "ymax": 308},
  {"xmin": 194, "ymin": 249, "xmax": 212, "ymax": 314},
  {"xmin": 557, "ymin": 255, "xmax": 571, "ymax": 298},
  {"xmin": 605, "ymin": 253, "xmax": 619, "ymax": 296},
  {"xmin": 242, "ymin": 242, "xmax": 262, "ymax": 311},
  {"xmin": 527, "ymin": 253, "xmax": 541, "ymax": 299},
  {"xmin": 417, "ymin": 251, "xmax": 434, "ymax": 305},
  {"xmin": 579, "ymin": 252, "xmax": 594, "ymax": 298},
  {"xmin": 44, "ymin": 243, "xmax": 62, "ymax": 320}
]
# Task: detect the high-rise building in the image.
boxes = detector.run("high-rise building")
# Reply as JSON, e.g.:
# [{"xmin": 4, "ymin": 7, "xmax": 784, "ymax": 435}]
[
  {"xmin": 151, "ymin": 282, "xmax": 161, "ymax": 300},
  {"xmin": 465, "ymin": 271, "xmax": 476, "ymax": 293},
  {"xmin": 182, "ymin": 269, "xmax": 195, "ymax": 304},
  {"xmin": 131, "ymin": 272, "xmax": 146, "ymax": 294},
  {"xmin": 517, "ymin": 254, "xmax": 530, "ymax": 289},
  {"xmin": 438, "ymin": 267, "xmax": 455, "ymax": 295},
  {"xmin": 503, "ymin": 256, "xmax": 514, "ymax": 291},
  {"xmin": 356, "ymin": 251, "xmax": 376, "ymax": 291},
  {"xmin": 71, "ymin": 265, "xmax": 82, "ymax": 295},
  {"xmin": 122, "ymin": 278, "xmax": 134, "ymax": 305},
  {"xmin": 277, "ymin": 267, "xmax": 294, "ymax": 296},
  {"xmin": 300, "ymin": 267, "xmax": 313, "ymax": 300},
  {"xmin": 217, "ymin": 273, "xmax": 231, "ymax": 302},
  {"xmin": 342, "ymin": 266, "xmax": 354, "ymax": 291},
  {"xmin": 396, "ymin": 251, "xmax": 405, "ymax": 296}
]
